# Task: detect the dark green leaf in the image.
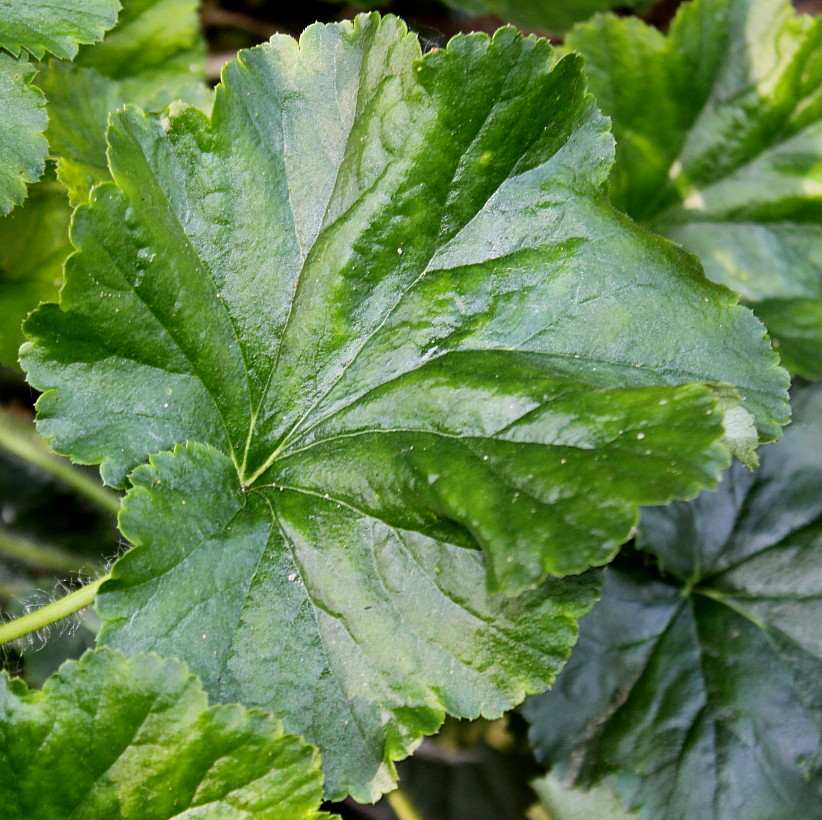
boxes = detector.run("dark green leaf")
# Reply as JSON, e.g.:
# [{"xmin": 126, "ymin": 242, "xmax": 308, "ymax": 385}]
[
  {"xmin": 0, "ymin": 647, "xmax": 333, "ymax": 819},
  {"xmin": 523, "ymin": 382, "xmax": 822, "ymax": 820},
  {"xmin": 0, "ymin": 0, "xmax": 119, "ymax": 60},
  {"xmin": 21, "ymin": 14, "xmax": 788, "ymax": 800},
  {"xmin": 566, "ymin": 0, "xmax": 822, "ymax": 378}
]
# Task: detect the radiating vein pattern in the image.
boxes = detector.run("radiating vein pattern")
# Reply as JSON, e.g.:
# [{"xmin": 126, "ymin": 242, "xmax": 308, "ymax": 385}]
[{"xmin": 22, "ymin": 13, "xmax": 789, "ymax": 801}]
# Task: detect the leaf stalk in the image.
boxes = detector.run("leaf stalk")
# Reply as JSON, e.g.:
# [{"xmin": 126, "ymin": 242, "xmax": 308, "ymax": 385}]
[{"xmin": 0, "ymin": 573, "xmax": 111, "ymax": 646}]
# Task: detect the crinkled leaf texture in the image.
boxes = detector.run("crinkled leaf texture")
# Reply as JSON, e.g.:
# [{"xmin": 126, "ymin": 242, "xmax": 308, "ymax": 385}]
[
  {"xmin": 533, "ymin": 773, "xmax": 636, "ymax": 820},
  {"xmin": 0, "ymin": 648, "xmax": 332, "ymax": 819},
  {"xmin": 524, "ymin": 382, "xmax": 822, "ymax": 820},
  {"xmin": 0, "ymin": 0, "xmax": 119, "ymax": 60},
  {"xmin": 443, "ymin": 0, "xmax": 654, "ymax": 36},
  {"xmin": 567, "ymin": 0, "xmax": 822, "ymax": 378},
  {"xmin": 0, "ymin": 52, "xmax": 47, "ymax": 215},
  {"xmin": 22, "ymin": 13, "xmax": 788, "ymax": 801},
  {"xmin": 0, "ymin": 0, "xmax": 207, "ymax": 368}
]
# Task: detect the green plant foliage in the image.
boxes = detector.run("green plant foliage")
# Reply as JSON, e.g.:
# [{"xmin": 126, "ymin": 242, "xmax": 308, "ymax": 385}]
[
  {"xmin": 443, "ymin": 0, "xmax": 654, "ymax": 36},
  {"xmin": 40, "ymin": 0, "xmax": 210, "ymax": 204},
  {"xmin": 0, "ymin": 0, "xmax": 119, "ymax": 60},
  {"xmin": 0, "ymin": 53, "xmax": 47, "ymax": 215},
  {"xmin": 19, "ymin": 11, "xmax": 792, "ymax": 800},
  {"xmin": 0, "ymin": 168, "xmax": 70, "ymax": 363},
  {"xmin": 532, "ymin": 772, "xmax": 635, "ymax": 819},
  {"xmin": 566, "ymin": 0, "xmax": 822, "ymax": 378},
  {"xmin": 0, "ymin": 648, "xmax": 333, "ymax": 819},
  {"xmin": 523, "ymin": 382, "xmax": 822, "ymax": 820},
  {"xmin": 0, "ymin": 0, "xmax": 207, "ymax": 368}
]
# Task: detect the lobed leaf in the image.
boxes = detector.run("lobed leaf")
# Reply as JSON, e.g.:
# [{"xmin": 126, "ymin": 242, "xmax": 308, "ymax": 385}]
[
  {"xmin": 523, "ymin": 382, "xmax": 822, "ymax": 820},
  {"xmin": 21, "ymin": 13, "xmax": 789, "ymax": 799},
  {"xmin": 566, "ymin": 0, "xmax": 822, "ymax": 378},
  {"xmin": 0, "ymin": 0, "xmax": 120, "ymax": 61},
  {"xmin": 0, "ymin": 52, "xmax": 47, "ymax": 216},
  {"xmin": 0, "ymin": 648, "xmax": 333, "ymax": 819}
]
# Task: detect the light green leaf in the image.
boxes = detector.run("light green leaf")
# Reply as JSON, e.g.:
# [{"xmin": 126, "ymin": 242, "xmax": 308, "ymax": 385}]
[
  {"xmin": 0, "ymin": 168, "xmax": 70, "ymax": 364},
  {"xmin": 0, "ymin": 0, "xmax": 120, "ymax": 60},
  {"xmin": 566, "ymin": 0, "xmax": 822, "ymax": 378},
  {"xmin": 39, "ymin": 0, "xmax": 209, "ymax": 204},
  {"xmin": 533, "ymin": 772, "xmax": 636, "ymax": 820},
  {"xmin": 0, "ymin": 0, "xmax": 207, "ymax": 369},
  {"xmin": 0, "ymin": 52, "xmax": 47, "ymax": 215},
  {"xmin": 0, "ymin": 648, "xmax": 332, "ymax": 819},
  {"xmin": 524, "ymin": 382, "xmax": 822, "ymax": 820},
  {"xmin": 442, "ymin": 0, "xmax": 655, "ymax": 36},
  {"xmin": 20, "ymin": 13, "xmax": 788, "ymax": 799}
]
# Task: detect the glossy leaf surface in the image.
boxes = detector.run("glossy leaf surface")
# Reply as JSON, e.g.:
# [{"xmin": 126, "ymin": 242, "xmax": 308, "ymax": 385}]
[
  {"xmin": 21, "ymin": 13, "xmax": 789, "ymax": 800},
  {"xmin": 567, "ymin": 0, "xmax": 822, "ymax": 378},
  {"xmin": 0, "ymin": 0, "xmax": 119, "ymax": 60},
  {"xmin": 0, "ymin": 53, "xmax": 46, "ymax": 215},
  {"xmin": 524, "ymin": 382, "xmax": 822, "ymax": 820},
  {"xmin": 0, "ymin": 648, "xmax": 332, "ymax": 819}
]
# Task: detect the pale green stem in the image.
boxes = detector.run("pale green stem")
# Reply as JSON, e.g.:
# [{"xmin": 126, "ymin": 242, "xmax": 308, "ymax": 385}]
[
  {"xmin": 0, "ymin": 529, "xmax": 96, "ymax": 573},
  {"xmin": 0, "ymin": 573, "xmax": 111, "ymax": 645},
  {"xmin": 387, "ymin": 788, "xmax": 425, "ymax": 820},
  {"xmin": 0, "ymin": 412, "xmax": 120, "ymax": 517}
]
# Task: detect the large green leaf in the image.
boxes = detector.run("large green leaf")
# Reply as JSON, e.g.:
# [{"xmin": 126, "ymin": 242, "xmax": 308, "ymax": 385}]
[
  {"xmin": 442, "ymin": 0, "xmax": 655, "ymax": 36},
  {"xmin": 523, "ymin": 382, "xmax": 822, "ymax": 820},
  {"xmin": 0, "ymin": 0, "xmax": 207, "ymax": 368},
  {"xmin": 566, "ymin": 0, "xmax": 822, "ymax": 378},
  {"xmin": 0, "ymin": 648, "xmax": 332, "ymax": 819},
  {"xmin": 0, "ymin": 52, "xmax": 47, "ymax": 215},
  {"xmin": 0, "ymin": 0, "xmax": 119, "ymax": 60},
  {"xmin": 21, "ymin": 13, "xmax": 788, "ymax": 800}
]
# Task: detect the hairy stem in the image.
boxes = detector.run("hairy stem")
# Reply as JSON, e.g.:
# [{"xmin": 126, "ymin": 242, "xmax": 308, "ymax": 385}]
[
  {"xmin": 0, "ymin": 412, "xmax": 120, "ymax": 517},
  {"xmin": 0, "ymin": 573, "xmax": 111, "ymax": 646},
  {"xmin": 387, "ymin": 788, "xmax": 425, "ymax": 820},
  {"xmin": 0, "ymin": 529, "xmax": 98, "ymax": 573}
]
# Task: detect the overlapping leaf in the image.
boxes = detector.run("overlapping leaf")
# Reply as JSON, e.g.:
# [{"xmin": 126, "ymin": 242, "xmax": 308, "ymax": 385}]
[
  {"xmin": 40, "ymin": 0, "xmax": 209, "ymax": 204},
  {"xmin": 0, "ymin": 169, "xmax": 70, "ymax": 362},
  {"xmin": 21, "ymin": 13, "xmax": 788, "ymax": 800},
  {"xmin": 0, "ymin": 0, "xmax": 207, "ymax": 368},
  {"xmin": 0, "ymin": 53, "xmax": 47, "ymax": 215},
  {"xmin": 524, "ymin": 382, "xmax": 822, "ymax": 820},
  {"xmin": 567, "ymin": 0, "xmax": 822, "ymax": 378},
  {"xmin": 0, "ymin": 648, "xmax": 332, "ymax": 819},
  {"xmin": 0, "ymin": 0, "xmax": 119, "ymax": 60}
]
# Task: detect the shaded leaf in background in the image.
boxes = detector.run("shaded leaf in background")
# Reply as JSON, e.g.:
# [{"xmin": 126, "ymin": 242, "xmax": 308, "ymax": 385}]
[
  {"xmin": 0, "ymin": 0, "xmax": 208, "ymax": 368},
  {"xmin": 0, "ymin": 52, "xmax": 47, "ymax": 215},
  {"xmin": 20, "ymin": 11, "xmax": 791, "ymax": 800},
  {"xmin": 40, "ymin": 0, "xmax": 210, "ymax": 204},
  {"xmin": 0, "ymin": 166, "xmax": 71, "ymax": 363},
  {"xmin": 0, "ymin": 648, "xmax": 334, "ymax": 819},
  {"xmin": 0, "ymin": 0, "xmax": 119, "ymax": 60},
  {"xmin": 523, "ymin": 382, "xmax": 822, "ymax": 820},
  {"xmin": 532, "ymin": 772, "xmax": 636, "ymax": 820},
  {"xmin": 567, "ymin": 0, "xmax": 822, "ymax": 378},
  {"xmin": 443, "ymin": 0, "xmax": 655, "ymax": 36}
]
